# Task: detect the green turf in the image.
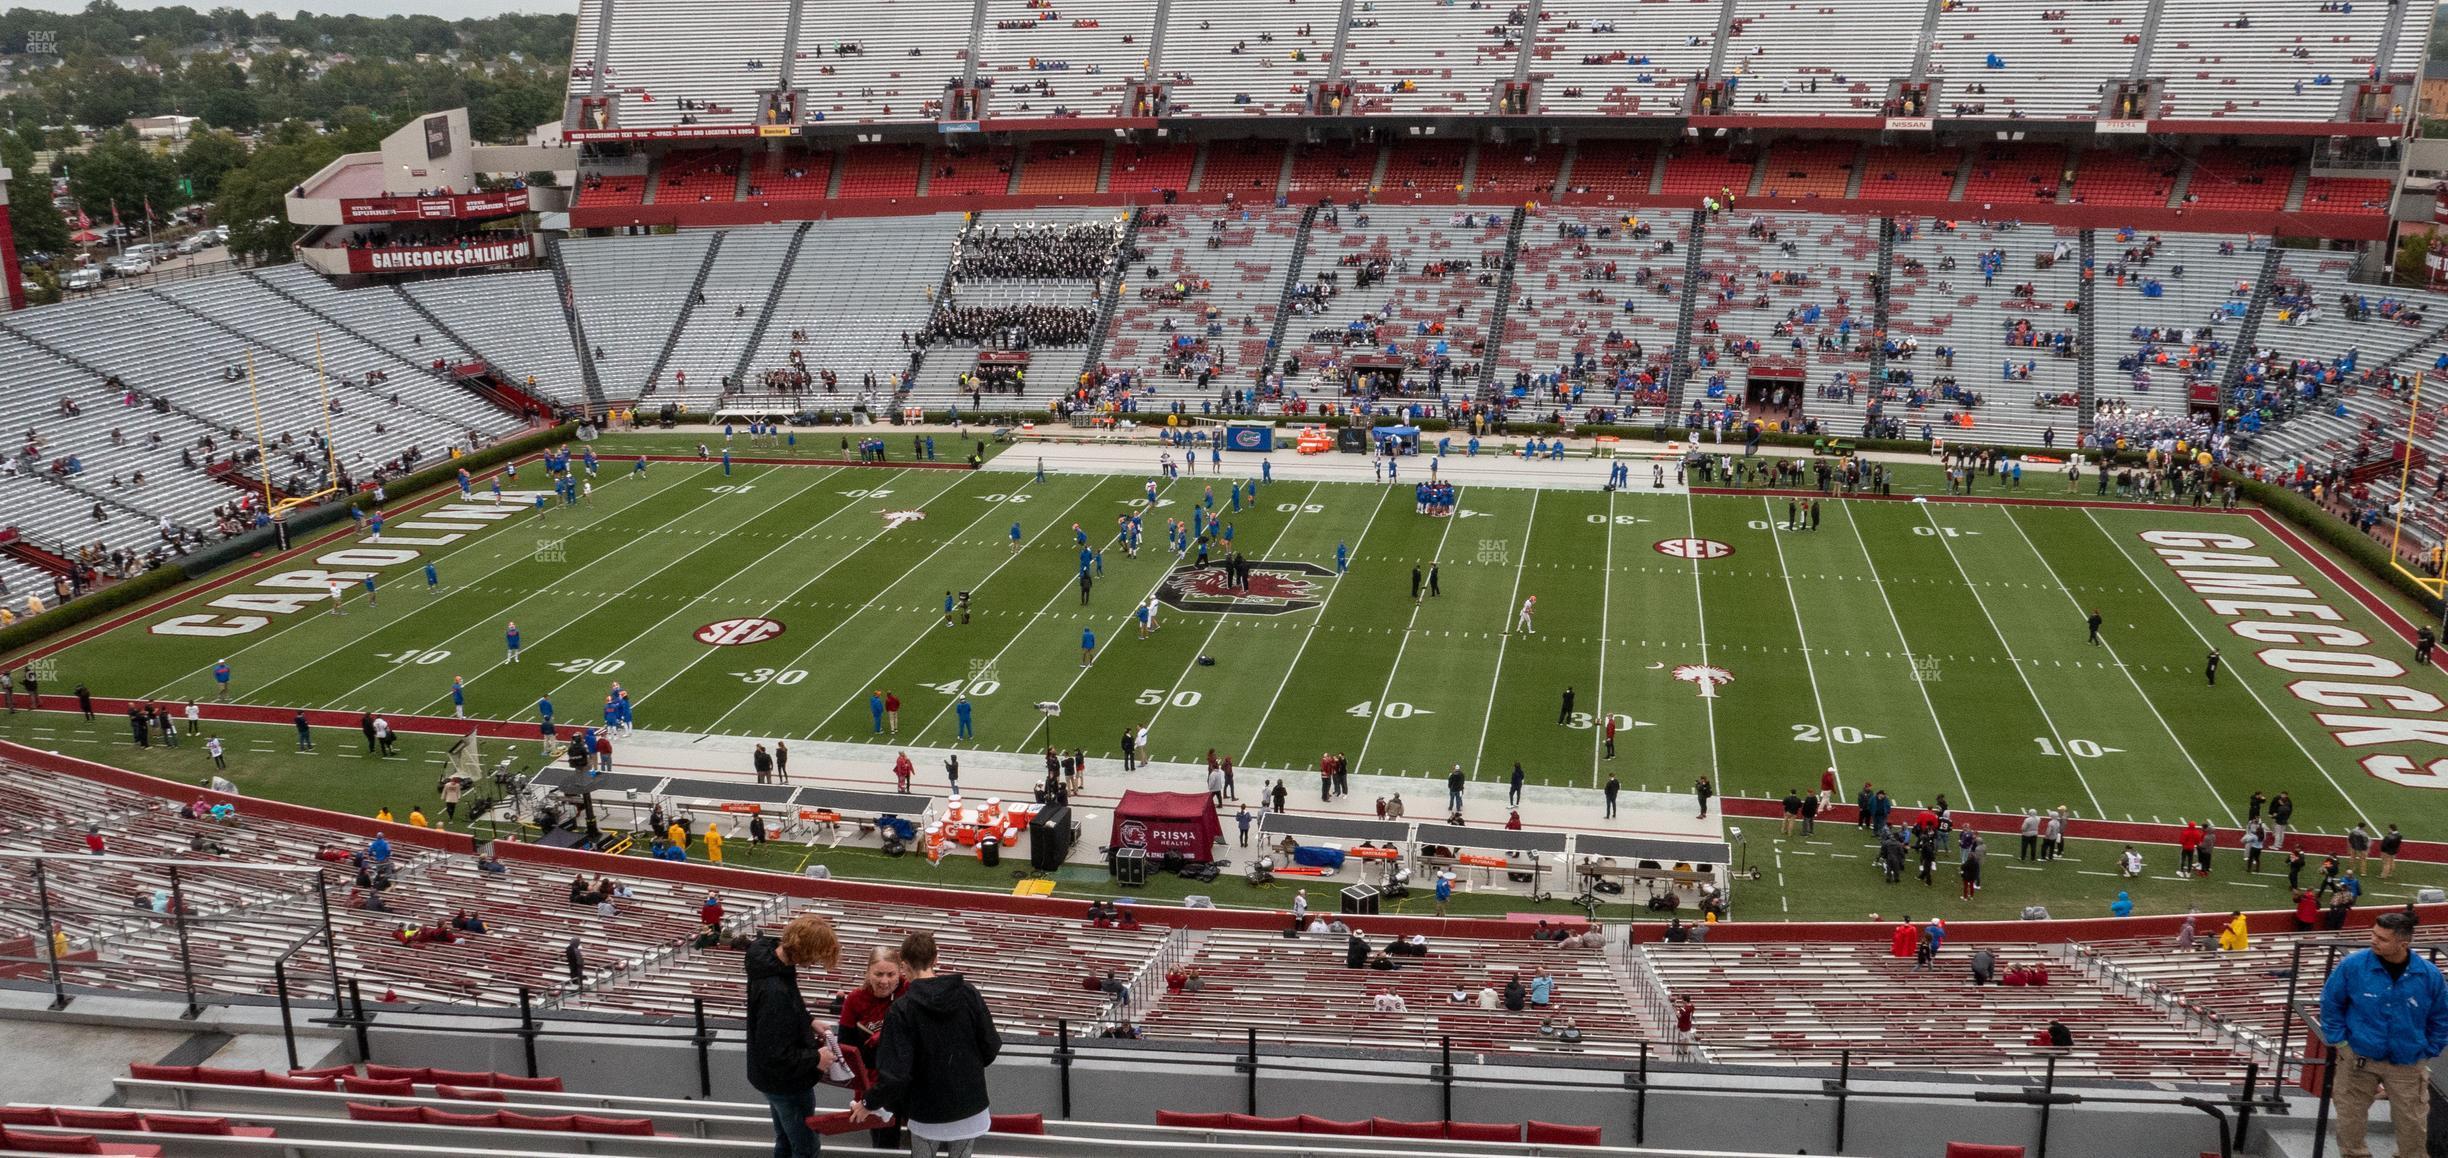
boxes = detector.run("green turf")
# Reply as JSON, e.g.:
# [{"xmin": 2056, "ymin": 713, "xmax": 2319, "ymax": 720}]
[{"xmin": 20, "ymin": 436, "xmax": 2448, "ymax": 923}]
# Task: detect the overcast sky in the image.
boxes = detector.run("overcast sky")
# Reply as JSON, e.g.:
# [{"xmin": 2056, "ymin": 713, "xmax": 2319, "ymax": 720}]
[{"xmin": 3, "ymin": 0, "xmax": 563, "ymax": 16}]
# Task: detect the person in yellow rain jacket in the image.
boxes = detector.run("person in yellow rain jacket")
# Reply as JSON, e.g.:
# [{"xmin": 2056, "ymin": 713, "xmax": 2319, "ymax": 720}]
[{"xmin": 705, "ymin": 824, "xmax": 724, "ymax": 865}]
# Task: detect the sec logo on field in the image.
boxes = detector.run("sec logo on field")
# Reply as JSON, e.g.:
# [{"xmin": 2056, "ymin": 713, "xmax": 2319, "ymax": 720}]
[
  {"xmin": 1653, "ymin": 538, "xmax": 1734, "ymax": 560},
  {"xmin": 695, "ymin": 618, "xmax": 786, "ymax": 646}
]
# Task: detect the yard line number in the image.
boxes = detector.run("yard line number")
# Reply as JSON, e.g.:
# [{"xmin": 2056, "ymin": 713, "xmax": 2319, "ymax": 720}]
[{"xmin": 2033, "ymin": 736, "xmax": 2120, "ymax": 758}]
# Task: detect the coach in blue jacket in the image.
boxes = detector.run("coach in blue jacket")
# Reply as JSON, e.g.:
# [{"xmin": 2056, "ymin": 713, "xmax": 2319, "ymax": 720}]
[{"xmin": 2320, "ymin": 909, "xmax": 2448, "ymax": 1158}]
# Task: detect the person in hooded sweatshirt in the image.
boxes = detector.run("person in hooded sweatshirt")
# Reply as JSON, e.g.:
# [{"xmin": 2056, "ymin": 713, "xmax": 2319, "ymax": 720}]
[
  {"xmin": 852, "ymin": 930, "xmax": 1001, "ymax": 1157},
  {"xmin": 744, "ymin": 916, "xmax": 841, "ymax": 1158}
]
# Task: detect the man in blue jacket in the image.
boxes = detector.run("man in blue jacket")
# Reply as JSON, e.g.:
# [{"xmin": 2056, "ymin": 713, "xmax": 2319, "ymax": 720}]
[{"xmin": 2321, "ymin": 909, "xmax": 2448, "ymax": 1158}]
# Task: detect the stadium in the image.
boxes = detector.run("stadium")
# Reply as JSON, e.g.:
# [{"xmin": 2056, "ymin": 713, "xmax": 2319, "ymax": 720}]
[{"xmin": 0, "ymin": 0, "xmax": 2447, "ymax": 1153}]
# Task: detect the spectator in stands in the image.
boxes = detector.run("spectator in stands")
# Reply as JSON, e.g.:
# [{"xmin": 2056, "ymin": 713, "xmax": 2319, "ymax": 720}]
[
  {"xmin": 2218, "ymin": 912, "xmax": 2250, "ymax": 952},
  {"xmin": 1503, "ymin": 973, "xmax": 1527, "ymax": 1011},
  {"xmin": 841, "ymin": 945, "xmax": 909, "ymax": 1151},
  {"xmin": 366, "ymin": 831, "xmax": 390, "ymax": 866},
  {"xmin": 2321, "ymin": 910, "xmax": 2448, "ymax": 1158},
  {"xmin": 745, "ymin": 915, "xmax": 842, "ymax": 1158},
  {"xmin": 1372, "ymin": 990, "xmax": 1408, "ymax": 1013},
  {"xmin": 2030, "ymin": 1021, "xmax": 2074, "ymax": 1049},
  {"xmin": 1969, "ymin": 948, "xmax": 1996, "ymax": 985},
  {"xmin": 854, "ymin": 930, "xmax": 1002, "ymax": 1158}
]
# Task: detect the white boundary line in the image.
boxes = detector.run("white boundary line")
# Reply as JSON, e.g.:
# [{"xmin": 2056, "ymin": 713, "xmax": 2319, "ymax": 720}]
[
  {"xmin": 308, "ymin": 467, "xmax": 819, "ymax": 712},
  {"xmin": 1836, "ymin": 500, "xmax": 1975, "ymax": 810},
  {"xmin": 1761, "ymin": 497, "xmax": 1840, "ymax": 773},
  {"xmin": 1591, "ymin": 489, "xmax": 1614, "ymax": 788},
  {"xmin": 1241, "ymin": 488, "xmax": 1396, "ymax": 756},
  {"xmin": 803, "ymin": 476, "xmax": 1112, "ymax": 740},
  {"xmin": 703, "ymin": 473, "xmax": 1059, "ymax": 735},
  {"xmin": 1352, "ymin": 492, "xmax": 1467, "ymax": 776},
  {"xmin": 1463, "ymin": 489, "xmax": 1539, "ymax": 779},
  {"xmin": 1682, "ymin": 490, "xmax": 1722, "ymax": 787},
  {"xmin": 983, "ymin": 481, "xmax": 1219, "ymax": 748},
  {"xmin": 616, "ymin": 469, "xmax": 978, "ymax": 715},
  {"xmin": 1995, "ymin": 507, "xmax": 2239, "ymax": 825},
  {"xmin": 2081, "ymin": 506, "xmax": 2375, "ymax": 827},
  {"xmin": 1915, "ymin": 502, "xmax": 2104, "ymax": 818},
  {"xmin": 1137, "ymin": 481, "xmax": 1324, "ymax": 742},
  {"xmin": 145, "ymin": 467, "xmax": 682, "ymax": 701},
  {"xmin": 390, "ymin": 465, "xmax": 845, "ymax": 715}
]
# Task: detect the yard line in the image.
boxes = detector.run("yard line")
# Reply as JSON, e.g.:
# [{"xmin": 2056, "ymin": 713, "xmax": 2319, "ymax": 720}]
[
  {"xmin": 815, "ymin": 477, "xmax": 1116, "ymax": 741},
  {"xmin": 1914, "ymin": 503, "xmax": 2103, "ymax": 817},
  {"xmin": 2080, "ymin": 507, "xmax": 2373, "ymax": 827},
  {"xmin": 606, "ymin": 469, "xmax": 977, "ymax": 715},
  {"xmin": 1681, "ymin": 490, "xmax": 1721, "ymax": 787},
  {"xmin": 392, "ymin": 466, "xmax": 845, "ymax": 713},
  {"xmin": 1997, "ymin": 508, "xmax": 2238, "ymax": 825},
  {"xmin": 1138, "ymin": 482, "xmax": 1323, "ymax": 741},
  {"xmin": 724, "ymin": 471, "xmax": 1068, "ymax": 735},
  {"xmin": 1353, "ymin": 490, "xmax": 1467, "ymax": 777},
  {"xmin": 1761, "ymin": 497, "xmax": 1838, "ymax": 772},
  {"xmin": 930, "ymin": 481, "xmax": 1206, "ymax": 745},
  {"xmin": 1591, "ymin": 490, "xmax": 1614, "ymax": 789},
  {"xmin": 143, "ymin": 468, "xmax": 682, "ymax": 700},
  {"xmin": 314, "ymin": 467, "xmax": 829, "ymax": 712},
  {"xmin": 1461, "ymin": 490, "xmax": 1538, "ymax": 779},
  {"xmin": 1243, "ymin": 488, "xmax": 1396, "ymax": 756},
  {"xmin": 1837, "ymin": 502, "xmax": 1972, "ymax": 808}
]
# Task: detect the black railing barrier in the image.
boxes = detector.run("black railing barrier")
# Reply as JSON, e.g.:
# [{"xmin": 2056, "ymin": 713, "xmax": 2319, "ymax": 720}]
[{"xmin": 0, "ymin": 977, "xmax": 2276, "ymax": 1158}]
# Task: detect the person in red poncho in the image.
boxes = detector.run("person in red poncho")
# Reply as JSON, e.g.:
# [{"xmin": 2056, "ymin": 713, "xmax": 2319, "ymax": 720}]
[
  {"xmin": 839, "ymin": 945, "xmax": 908, "ymax": 1151},
  {"xmin": 1891, "ymin": 916, "xmax": 1917, "ymax": 958}
]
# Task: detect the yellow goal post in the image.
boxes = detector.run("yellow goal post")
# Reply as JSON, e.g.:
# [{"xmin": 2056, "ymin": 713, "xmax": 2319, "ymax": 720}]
[{"xmin": 2387, "ymin": 371, "xmax": 2448, "ymax": 600}]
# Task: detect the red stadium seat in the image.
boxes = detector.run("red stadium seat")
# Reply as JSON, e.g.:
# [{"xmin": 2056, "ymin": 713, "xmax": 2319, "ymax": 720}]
[
  {"xmin": 1155, "ymin": 1111, "xmax": 1231, "ymax": 1128},
  {"xmin": 1223, "ymin": 1113, "xmax": 1300, "ymax": 1132},
  {"xmin": 345, "ymin": 1104, "xmax": 423, "ymax": 1124},
  {"xmin": 417, "ymin": 1107, "xmax": 503, "ymax": 1127},
  {"xmin": 1446, "ymin": 1120, "xmax": 1523, "ymax": 1142},
  {"xmin": 1297, "ymin": 1114, "xmax": 1372, "ymax": 1135},
  {"xmin": 1526, "ymin": 1120, "xmax": 1604, "ymax": 1145},
  {"xmin": 1945, "ymin": 1145, "xmax": 2026, "ymax": 1158},
  {"xmin": 989, "ymin": 1113, "xmax": 1046, "ymax": 1135},
  {"xmin": 1370, "ymin": 1117, "xmax": 1445, "ymax": 1138}
]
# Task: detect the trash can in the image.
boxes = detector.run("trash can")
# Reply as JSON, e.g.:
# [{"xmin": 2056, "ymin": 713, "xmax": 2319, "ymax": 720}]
[
  {"xmin": 1113, "ymin": 846, "xmax": 1147, "ymax": 886},
  {"xmin": 979, "ymin": 835, "xmax": 1001, "ymax": 868},
  {"xmin": 1341, "ymin": 884, "xmax": 1380, "ymax": 915}
]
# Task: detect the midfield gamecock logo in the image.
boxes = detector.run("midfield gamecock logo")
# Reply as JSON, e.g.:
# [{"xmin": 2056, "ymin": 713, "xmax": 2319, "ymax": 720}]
[{"xmin": 1156, "ymin": 560, "xmax": 1333, "ymax": 616}]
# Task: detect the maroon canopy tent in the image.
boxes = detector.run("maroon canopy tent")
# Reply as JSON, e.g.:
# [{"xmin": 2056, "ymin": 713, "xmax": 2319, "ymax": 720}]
[{"xmin": 1108, "ymin": 790, "xmax": 1222, "ymax": 860}]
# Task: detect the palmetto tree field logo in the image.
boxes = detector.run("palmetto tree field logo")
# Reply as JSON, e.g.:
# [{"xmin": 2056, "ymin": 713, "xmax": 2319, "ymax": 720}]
[{"xmin": 1673, "ymin": 664, "xmax": 1734, "ymax": 698}]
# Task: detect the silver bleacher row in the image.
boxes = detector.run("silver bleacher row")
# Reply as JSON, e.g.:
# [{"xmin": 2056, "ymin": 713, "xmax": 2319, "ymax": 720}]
[{"xmin": 561, "ymin": 0, "xmax": 2433, "ymax": 127}]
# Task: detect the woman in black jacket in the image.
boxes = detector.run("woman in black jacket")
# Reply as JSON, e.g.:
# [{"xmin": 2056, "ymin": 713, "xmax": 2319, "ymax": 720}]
[
  {"xmin": 745, "ymin": 916, "xmax": 840, "ymax": 1158},
  {"xmin": 851, "ymin": 930, "xmax": 1001, "ymax": 1157}
]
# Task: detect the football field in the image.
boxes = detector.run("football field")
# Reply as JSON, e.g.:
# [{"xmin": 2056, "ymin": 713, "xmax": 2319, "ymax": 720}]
[{"xmin": 20, "ymin": 434, "xmax": 2448, "ymax": 847}]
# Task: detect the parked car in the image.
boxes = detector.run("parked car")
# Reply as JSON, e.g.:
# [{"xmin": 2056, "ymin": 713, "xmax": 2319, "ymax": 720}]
[{"xmin": 63, "ymin": 267, "xmax": 101, "ymax": 291}]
